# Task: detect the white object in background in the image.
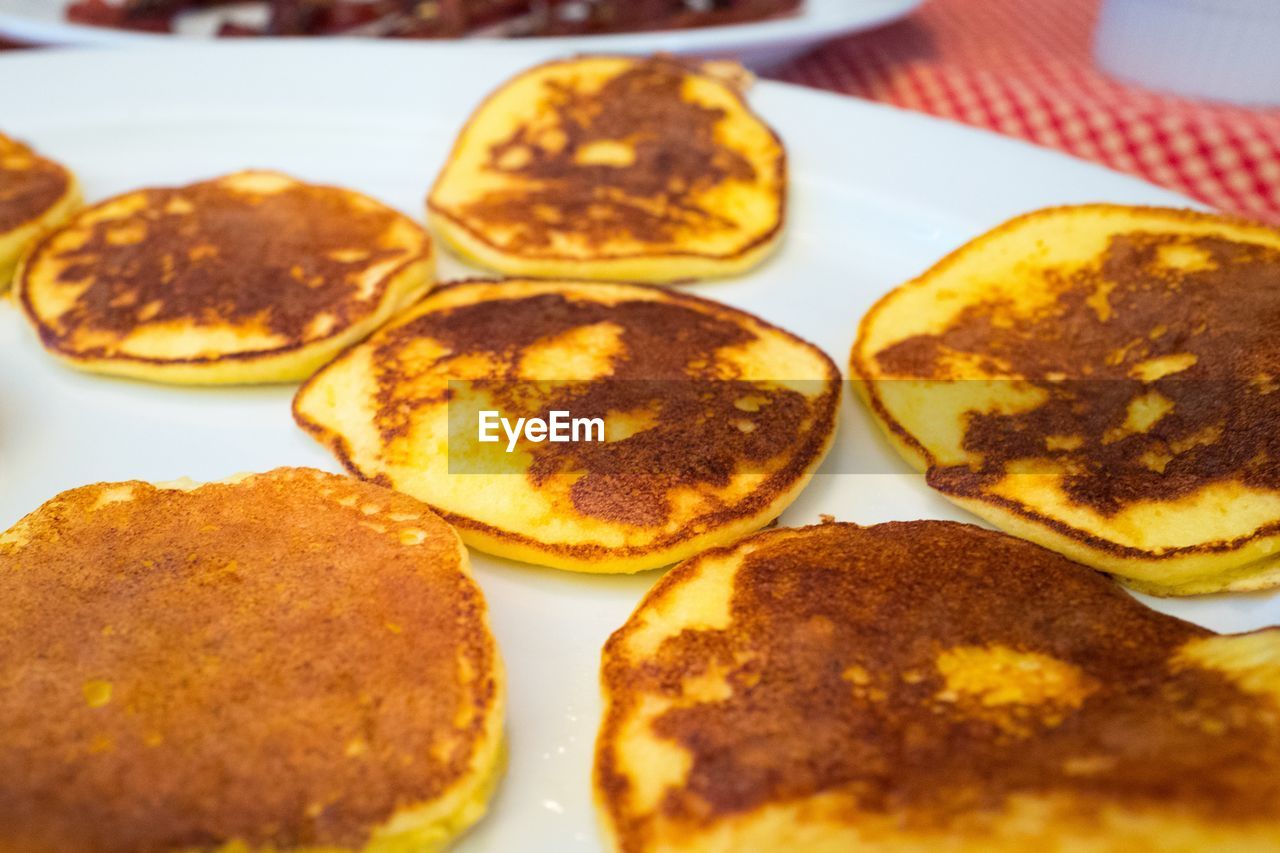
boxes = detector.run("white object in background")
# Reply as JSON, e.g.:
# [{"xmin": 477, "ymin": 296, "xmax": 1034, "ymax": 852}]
[{"xmin": 1095, "ymin": 0, "xmax": 1280, "ymax": 105}]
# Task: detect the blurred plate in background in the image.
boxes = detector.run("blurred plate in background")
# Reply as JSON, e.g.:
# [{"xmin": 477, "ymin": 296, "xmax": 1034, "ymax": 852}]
[{"xmin": 0, "ymin": 0, "xmax": 921, "ymax": 69}]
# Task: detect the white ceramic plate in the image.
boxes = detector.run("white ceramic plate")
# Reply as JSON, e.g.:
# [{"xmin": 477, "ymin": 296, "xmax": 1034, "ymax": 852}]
[
  {"xmin": 0, "ymin": 0, "xmax": 921, "ymax": 69},
  {"xmin": 2, "ymin": 42, "xmax": 1275, "ymax": 853}
]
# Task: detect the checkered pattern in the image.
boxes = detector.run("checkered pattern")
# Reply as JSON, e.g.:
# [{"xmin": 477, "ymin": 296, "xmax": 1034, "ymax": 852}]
[{"xmin": 775, "ymin": 0, "xmax": 1280, "ymax": 224}]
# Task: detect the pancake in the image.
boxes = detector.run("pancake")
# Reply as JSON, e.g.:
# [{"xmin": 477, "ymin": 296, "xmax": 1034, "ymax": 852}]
[
  {"xmin": 16, "ymin": 170, "xmax": 433, "ymax": 384},
  {"xmin": 851, "ymin": 205, "xmax": 1280, "ymax": 596},
  {"xmin": 294, "ymin": 279, "xmax": 839, "ymax": 573},
  {"xmin": 427, "ymin": 56, "xmax": 785, "ymax": 283},
  {"xmin": 595, "ymin": 520, "xmax": 1280, "ymax": 852},
  {"xmin": 0, "ymin": 132, "xmax": 80, "ymax": 289},
  {"xmin": 0, "ymin": 467, "xmax": 504, "ymax": 853}
]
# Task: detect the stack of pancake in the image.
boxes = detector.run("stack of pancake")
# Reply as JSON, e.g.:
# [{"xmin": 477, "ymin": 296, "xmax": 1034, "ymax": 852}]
[{"xmin": 3, "ymin": 52, "xmax": 1279, "ymax": 853}]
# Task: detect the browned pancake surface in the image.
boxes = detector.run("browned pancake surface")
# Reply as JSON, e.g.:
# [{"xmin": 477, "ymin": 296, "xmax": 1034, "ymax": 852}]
[
  {"xmin": 452, "ymin": 57, "xmax": 759, "ymax": 252},
  {"xmin": 599, "ymin": 522, "xmax": 1280, "ymax": 850},
  {"xmin": 428, "ymin": 54, "xmax": 786, "ymax": 275},
  {"xmin": 871, "ymin": 230, "xmax": 1280, "ymax": 518},
  {"xmin": 0, "ymin": 468, "xmax": 497, "ymax": 853},
  {"xmin": 26, "ymin": 175, "xmax": 423, "ymax": 360},
  {"xmin": 369, "ymin": 285, "xmax": 833, "ymax": 531},
  {"xmin": 0, "ymin": 134, "xmax": 70, "ymax": 233}
]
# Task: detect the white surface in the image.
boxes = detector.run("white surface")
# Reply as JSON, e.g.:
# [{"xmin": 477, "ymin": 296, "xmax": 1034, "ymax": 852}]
[
  {"xmin": 1095, "ymin": 0, "xmax": 1280, "ymax": 105},
  {"xmin": 0, "ymin": 0, "xmax": 921, "ymax": 69},
  {"xmin": 1, "ymin": 42, "xmax": 1276, "ymax": 853}
]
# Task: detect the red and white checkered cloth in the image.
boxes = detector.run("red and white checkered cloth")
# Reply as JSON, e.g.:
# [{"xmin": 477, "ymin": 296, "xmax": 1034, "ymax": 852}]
[{"xmin": 775, "ymin": 0, "xmax": 1280, "ymax": 224}]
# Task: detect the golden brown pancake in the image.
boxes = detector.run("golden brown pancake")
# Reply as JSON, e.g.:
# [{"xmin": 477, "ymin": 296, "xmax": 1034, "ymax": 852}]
[
  {"xmin": 294, "ymin": 279, "xmax": 839, "ymax": 573},
  {"xmin": 0, "ymin": 132, "xmax": 80, "ymax": 288},
  {"xmin": 17, "ymin": 171, "xmax": 433, "ymax": 384},
  {"xmin": 596, "ymin": 520, "xmax": 1280, "ymax": 853},
  {"xmin": 851, "ymin": 205, "xmax": 1280, "ymax": 595},
  {"xmin": 428, "ymin": 55, "xmax": 785, "ymax": 282},
  {"xmin": 0, "ymin": 468, "xmax": 504, "ymax": 853}
]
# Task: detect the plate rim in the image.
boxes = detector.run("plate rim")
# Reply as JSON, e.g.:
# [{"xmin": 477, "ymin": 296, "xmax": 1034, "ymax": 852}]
[
  {"xmin": 0, "ymin": 40, "xmax": 1197, "ymax": 221},
  {"xmin": 0, "ymin": 0, "xmax": 921, "ymax": 48}
]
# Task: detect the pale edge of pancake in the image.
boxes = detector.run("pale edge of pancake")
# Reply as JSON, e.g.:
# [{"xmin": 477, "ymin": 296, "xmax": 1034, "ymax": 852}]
[
  {"xmin": 593, "ymin": 523, "xmax": 1280, "ymax": 852},
  {"xmin": 427, "ymin": 207, "xmax": 784, "ymax": 285},
  {"xmin": 443, "ymin": 432, "xmax": 833, "ymax": 575},
  {"xmin": 425, "ymin": 55, "xmax": 787, "ymax": 284},
  {"xmin": 13, "ymin": 195, "xmax": 435, "ymax": 386},
  {"xmin": 3, "ymin": 470, "xmax": 507, "ymax": 853},
  {"xmin": 848, "ymin": 377, "xmax": 1280, "ymax": 597},
  {"xmin": 0, "ymin": 174, "xmax": 81, "ymax": 291},
  {"xmin": 848, "ymin": 204, "xmax": 1280, "ymax": 597}
]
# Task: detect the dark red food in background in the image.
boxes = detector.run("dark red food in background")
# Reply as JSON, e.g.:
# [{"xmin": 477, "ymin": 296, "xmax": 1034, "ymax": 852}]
[
  {"xmin": 66, "ymin": 0, "xmax": 803, "ymax": 37},
  {"xmin": 67, "ymin": 0, "xmax": 176, "ymax": 32}
]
